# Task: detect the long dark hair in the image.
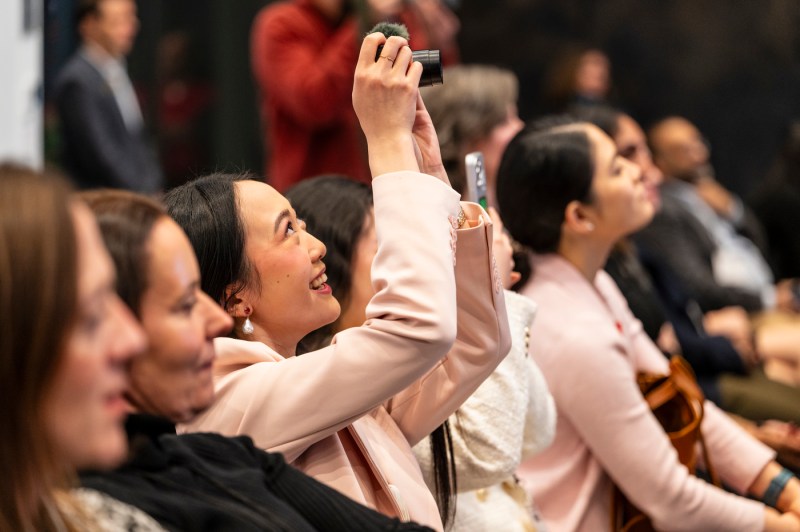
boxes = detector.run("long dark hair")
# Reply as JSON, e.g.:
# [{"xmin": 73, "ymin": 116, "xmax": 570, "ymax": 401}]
[
  {"xmin": 287, "ymin": 175, "xmax": 458, "ymax": 525},
  {"xmin": 163, "ymin": 173, "xmax": 257, "ymax": 316},
  {"xmin": 497, "ymin": 123, "xmax": 595, "ymax": 253}
]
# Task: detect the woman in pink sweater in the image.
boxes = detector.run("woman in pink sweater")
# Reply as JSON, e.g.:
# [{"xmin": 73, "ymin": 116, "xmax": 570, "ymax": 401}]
[{"xmin": 497, "ymin": 119, "xmax": 800, "ymax": 531}]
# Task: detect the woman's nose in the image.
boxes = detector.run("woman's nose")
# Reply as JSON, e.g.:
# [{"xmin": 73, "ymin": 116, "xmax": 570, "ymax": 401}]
[
  {"xmin": 307, "ymin": 232, "xmax": 327, "ymax": 263},
  {"xmin": 109, "ymin": 295, "xmax": 147, "ymax": 364}
]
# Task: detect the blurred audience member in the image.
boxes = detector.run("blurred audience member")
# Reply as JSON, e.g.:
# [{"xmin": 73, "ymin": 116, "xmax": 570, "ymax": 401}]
[
  {"xmin": 498, "ymin": 122, "xmax": 800, "ymax": 531},
  {"xmin": 54, "ymin": 0, "xmax": 163, "ymax": 193},
  {"xmin": 637, "ymin": 116, "xmax": 781, "ymax": 313},
  {"xmin": 421, "ymin": 64, "xmax": 531, "ymax": 288},
  {"xmin": 543, "ymin": 45, "xmax": 612, "ymax": 112},
  {"xmin": 250, "ymin": 0, "xmax": 459, "ymax": 192},
  {"xmin": 750, "ymin": 121, "xmax": 800, "ymax": 280},
  {"xmin": 421, "ymin": 65, "xmax": 523, "ymax": 210},
  {"xmin": 638, "ymin": 117, "xmax": 800, "ymax": 386},
  {"xmin": 288, "ymin": 175, "xmax": 556, "ymax": 531},
  {"xmin": 80, "ymin": 189, "xmax": 433, "ymax": 531},
  {"xmin": 0, "ymin": 164, "xmax": 150, "ymax": 530}
]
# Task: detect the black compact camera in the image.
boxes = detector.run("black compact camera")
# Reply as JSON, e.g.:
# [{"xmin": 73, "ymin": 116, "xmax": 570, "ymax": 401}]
[
  {"xmin": 370, "ymin": 22, "xmax": 443, "ymax": 87},
  {"xmin": 375, "ymin": 45, "xmax": 442, "ymax": 87}
]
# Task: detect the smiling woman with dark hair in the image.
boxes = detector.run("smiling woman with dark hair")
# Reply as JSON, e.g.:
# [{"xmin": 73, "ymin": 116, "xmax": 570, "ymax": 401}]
[{"xmin": 162, "ymin": 33, "xmax": 510, "ymax": 531}]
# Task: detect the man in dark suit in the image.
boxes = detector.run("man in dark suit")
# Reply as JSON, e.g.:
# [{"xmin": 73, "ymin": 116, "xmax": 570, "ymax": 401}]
[
  {"xmin": 634, "ymin": 116, "xmax": 787, "ymax": 313},
  {"xmin": 54, "ymin": 0, "xmax": 162, "ymax": 193}
]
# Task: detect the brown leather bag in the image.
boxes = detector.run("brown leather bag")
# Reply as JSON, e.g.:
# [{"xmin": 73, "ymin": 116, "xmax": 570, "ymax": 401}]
[{"xmin": 610, "ymin": 356, "xmax": 720, "ymax": 532}]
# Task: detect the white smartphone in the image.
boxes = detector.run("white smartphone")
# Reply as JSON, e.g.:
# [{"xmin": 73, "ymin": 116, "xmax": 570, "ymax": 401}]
[{"xmin": 464, "ymin": 151, "xmax": 488, "ymax": 209}]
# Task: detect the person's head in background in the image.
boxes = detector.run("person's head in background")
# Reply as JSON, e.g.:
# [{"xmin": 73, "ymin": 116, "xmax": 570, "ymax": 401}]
[
  {"xmin": 497, "ymin": 121, "xmax": 652, "ymax": 275},
  {"xmin": 77, "ymin": 0, "xmax": 139, "ymax": 59},
  {"xmin": 0, "ymin": 164, "xmax": 144, "ymax": 530},
  {"xmin": 544, "ymin": 46, "xmax": 612, "ymax": 112},
  {"xmin": 570, "ymin": 105, "xmax": 663, "ymax": 210},
  {"xmin": 648, "ymin": 116, "xmax": 713, "ymax": 184},
  {"xmin": 82, "ymin": 189, "xmax": 233, "ymax": 424},
  {"xmin": 285, "ymin": 175, "xmax": 374, "ymax": 352},
  {"xmin": 421, "ymin": 64, "xmax": 523, "ymax": 208}
]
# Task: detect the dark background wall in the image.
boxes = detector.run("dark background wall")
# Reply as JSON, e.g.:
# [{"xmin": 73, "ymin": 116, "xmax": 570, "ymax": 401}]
[
  {"xmin": 45, "ymin": 0, "xmax": 800, "ymax": 196},
  {"xmin": 458, "ymin": 0, "xmax": 800, "ymax": 197}
]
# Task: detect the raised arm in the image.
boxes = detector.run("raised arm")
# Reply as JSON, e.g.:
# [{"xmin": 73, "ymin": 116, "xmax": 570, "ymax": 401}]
[{"xmin": 182, "ymin": 34, "xmax": 465, "ymax": 462}]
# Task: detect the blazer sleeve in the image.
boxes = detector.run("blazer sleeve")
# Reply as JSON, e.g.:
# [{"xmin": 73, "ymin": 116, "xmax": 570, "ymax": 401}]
[
  {"xmin": 385, "ymin": 201, "xmax": 512, "ymax": 447},
  {"xmin": 411, "ymin": 290, "xmax": 539, "ymax": 492},
  {"xmin": 187, "ymin": 172, "xmax": 461, "ymax": 462}
]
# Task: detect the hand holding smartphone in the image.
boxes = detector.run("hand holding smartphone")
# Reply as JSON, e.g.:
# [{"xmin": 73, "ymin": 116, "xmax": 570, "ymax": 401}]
[{"xmin": 464, "ymin": 151, "xmax": 488, "ymax": 209}]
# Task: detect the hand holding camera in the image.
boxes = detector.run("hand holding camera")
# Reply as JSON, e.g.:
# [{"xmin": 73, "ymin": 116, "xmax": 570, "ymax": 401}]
[
  {"xmin": 352, "ymin": 27, "xmax": 446, "ymax": 181},
  {"xmin": 353, "ymin": 32, "xmax": 421, "ymax": 177}
]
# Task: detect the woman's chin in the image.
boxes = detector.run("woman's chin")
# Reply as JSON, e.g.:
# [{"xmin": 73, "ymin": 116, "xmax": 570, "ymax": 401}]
[
  {"xmin": 73, "ymin": 429, "xmax": 129, "ymax": 471},
  {"xmin": 317, "ymin": 299, "xmax": 342, "ymax": 327}
]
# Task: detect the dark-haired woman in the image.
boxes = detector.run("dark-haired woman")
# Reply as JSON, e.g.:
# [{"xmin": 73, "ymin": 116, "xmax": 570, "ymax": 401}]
[
  {"xmin": 162, "ymin": 33, "xmax": 509, "ymax": 531},
  {"xmin": 498, "ymin": 122, "xmax": 800, "ymax": 531}
]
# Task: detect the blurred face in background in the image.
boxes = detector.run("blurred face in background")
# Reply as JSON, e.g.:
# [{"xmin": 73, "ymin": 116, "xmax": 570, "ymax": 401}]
[
  {"xmin": 44, "ymin": 205, "xmax": 145, "ymax": 470},
  {"xmin": 81, "ymin": 0, "xmax": 140, "ymax": 58},
  {"xmin": 650, "ymin": 117, "xmax": 711, "ymax": 182},
  {"xmin": 574, "ymin": 50, "xmax": 611, "ymax": 100},
  {"xmin": 613, "ymin": 114, "xmax": 664, "ymax": 210}
]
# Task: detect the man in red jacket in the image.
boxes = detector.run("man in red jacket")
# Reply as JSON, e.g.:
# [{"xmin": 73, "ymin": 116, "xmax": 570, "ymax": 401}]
[{"xmin": 251, "ymin": 0, "xmax": 459, "ymax": 192}]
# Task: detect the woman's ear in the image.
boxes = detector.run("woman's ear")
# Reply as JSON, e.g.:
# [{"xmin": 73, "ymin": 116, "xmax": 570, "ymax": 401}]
[
  {"xmin": 564, "ymin": 200, "xmax": 596, "ymax": 234},
  {"xmin": 223, "ymin": 286, "xmax": 250, "ymax": 318}
]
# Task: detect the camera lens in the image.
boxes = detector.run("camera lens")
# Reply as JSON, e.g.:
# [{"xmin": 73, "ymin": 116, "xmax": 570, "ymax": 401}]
[
  {"xmin": 412, "ymin": 50, "xmax": 443, "ymax": 87},
  {"xmin": 375, "ymin": 45, "xmax": 443, "ymax": 87}
]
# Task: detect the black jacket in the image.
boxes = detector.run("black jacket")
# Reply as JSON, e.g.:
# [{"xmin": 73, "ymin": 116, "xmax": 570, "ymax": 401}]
[
  {"xmin": 81, "ymin": 415, "xmax": 433, "ymax": 531},
  {"xmin": 54, "ymin": 52, "xmax": 162, "ymax": 192}
]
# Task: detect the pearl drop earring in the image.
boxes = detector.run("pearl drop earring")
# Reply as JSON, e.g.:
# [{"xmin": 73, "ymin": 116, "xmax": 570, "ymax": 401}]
[{"xmin": 242, "ymin": 316, "xmax": 254, "ymax": 335}]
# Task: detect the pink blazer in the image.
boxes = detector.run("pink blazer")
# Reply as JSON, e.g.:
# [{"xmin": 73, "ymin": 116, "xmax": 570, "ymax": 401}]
[
  {"xmin": 178, "ymin": 172, "xmax": 511, "ymax": 531},
  {"xmin": 516, "ymin": 253, "xmax": 773, "ymax": 531}
]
